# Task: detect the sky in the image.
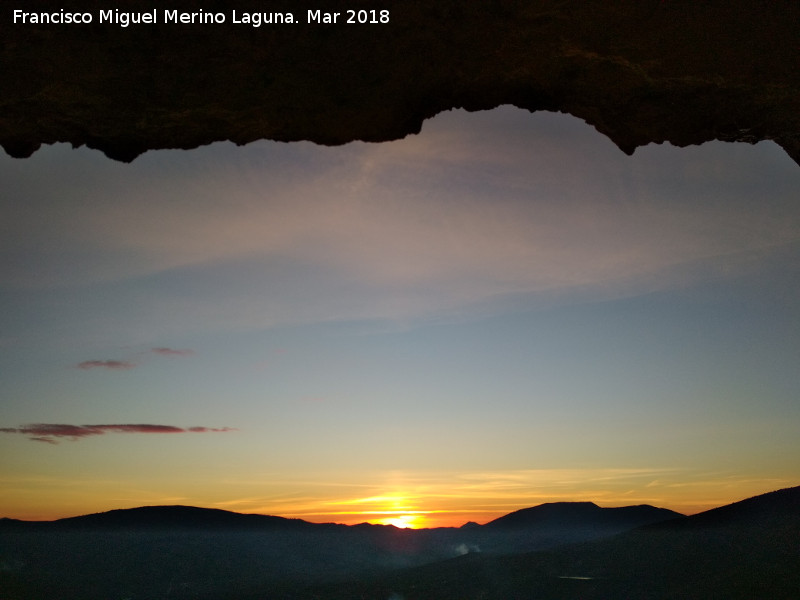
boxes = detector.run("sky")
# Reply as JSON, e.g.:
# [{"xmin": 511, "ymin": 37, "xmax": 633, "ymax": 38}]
[{"xmin": 1, "ymin": 106, "xmax": 799, "ymax": 528}]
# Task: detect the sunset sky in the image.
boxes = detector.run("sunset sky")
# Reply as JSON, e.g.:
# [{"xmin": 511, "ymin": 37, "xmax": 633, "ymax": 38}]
[{"xmin": 1, "ymin": 106, "xmax": 799, "ymax": 527}]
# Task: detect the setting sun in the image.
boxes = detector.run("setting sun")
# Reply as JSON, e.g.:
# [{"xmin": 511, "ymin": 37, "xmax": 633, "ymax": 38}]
[
  {"xmin": 374, "ymin": 514, "xmax": 425, "ymax": 529},
  {"xmin": 342, "ymin": 493, "xmax": 431, "ymax": 528}
]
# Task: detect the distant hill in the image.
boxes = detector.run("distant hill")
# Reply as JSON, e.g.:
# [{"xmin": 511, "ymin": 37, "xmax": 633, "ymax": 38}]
[
  {"xmin": 647, "ymin": 484, "xmax": 800, "ymax": 531},
  {"xmin": 51, "ymin": 504, "xmax": 317, "ymax": 531},
  {"xmin": 486, "ymin": 501, "xmax": 682, "ymax": 530},
  {"xmin": 470, "ymin": 501, "xmax": 683, "ymax": 554}
]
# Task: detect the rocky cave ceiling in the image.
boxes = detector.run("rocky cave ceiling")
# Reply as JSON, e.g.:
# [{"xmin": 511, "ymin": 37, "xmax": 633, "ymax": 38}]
[{"xmin": 1, "ymin": 0, "xmax": 798, "ymax": 165}]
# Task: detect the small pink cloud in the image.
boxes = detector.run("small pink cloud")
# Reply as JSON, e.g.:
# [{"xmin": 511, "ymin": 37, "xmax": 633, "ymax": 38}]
[
  {"xmin": 0, "ymin": 423, "xmax": 236, "ymax": 444},
  {"xmin": 187, "ymin": 426, "xmax": 236, "ymax": 433},
  {"xmin": 151, "ymin": 347, "xmax": 195, "ymax": 356},
  {"xmin": 77, "ymin": 360, "xmax": 135, "ymax": 370},
  {"xmin": 92, "ymin": 424, "xmax": 185, "ymax": 434}
]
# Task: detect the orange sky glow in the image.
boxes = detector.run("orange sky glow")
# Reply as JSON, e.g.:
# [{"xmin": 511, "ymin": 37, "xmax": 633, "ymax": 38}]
[{"xmin": 5, "ymin": 469, "xmax": 792, "ymax": 528}]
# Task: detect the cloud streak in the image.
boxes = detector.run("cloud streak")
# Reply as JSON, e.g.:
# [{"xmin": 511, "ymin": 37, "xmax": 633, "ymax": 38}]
[
  {"xmin": 151, "ymin": 347, "xmax": 194, "ymax": 356},
  {"xmin": 0, "ymin": 423, "xmax": 235, "ymax": 444},
  {"xmin": 75, "ymin": 348, "xmax": 194, "ymax": 370},
  {"xmin": 77, "ymin": 360, "xmax": 136, "ymax": 370}
]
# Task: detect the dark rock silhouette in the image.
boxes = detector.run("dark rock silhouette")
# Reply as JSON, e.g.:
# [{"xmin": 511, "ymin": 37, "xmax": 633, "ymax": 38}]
[{"xmin": 2, "ymin": 0, "xmax": 798, "ymax": 164}]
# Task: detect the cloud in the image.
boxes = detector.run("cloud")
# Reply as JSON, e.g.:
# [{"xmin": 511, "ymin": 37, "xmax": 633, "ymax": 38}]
[
  {"xmin": 0, "ymin": 423, "xmax": 235, "ymax": 444},
  {"xmin": 4, "ymin": 108, "xmax": 800, "ymax": 338},
  {"xmin": 76, "ymin": 360, "xmax": 136, "ymax": 370},
  {"xmin": 28, "ymin": 436, "xmax": 59, "ymax": 445},
  {"xmin": 187, "ymin": 426, "xmax": 235, "ymax": 433},
  {"xmin": 75, "ymin": 348, "xmax": 193, "ymax": 371},
  {"xmin": 151, "ymin": 347, "xmax": 194, "ymax": 356}
]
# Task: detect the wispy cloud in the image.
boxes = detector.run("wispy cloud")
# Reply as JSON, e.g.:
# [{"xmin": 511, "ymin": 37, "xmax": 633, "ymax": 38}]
[
  {"xmin": 151, "ymin": 347, "xmax": 194, "ymax": 356},
  {"xmin": 29, "ymin": 436, "xmax": 59, "ymax": 445},
  {"xmin": 0, "ymin": 423, "xmax": 235, "ymax": 444},
  {"xmin": 76, "ymin": 360, "xmax": 136, "ymax": 370},
  {"xmin": 186, "ymin": 426, "xmax": 231, "ymax": 433},
  {"xmin": 75, "ymin": 348, "xmax": 194, "ymax": 370}
]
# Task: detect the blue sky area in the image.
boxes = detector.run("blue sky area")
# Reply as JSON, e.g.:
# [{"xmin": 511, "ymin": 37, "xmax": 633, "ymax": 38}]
[{"xmin": 1, "ymin": 106, "xmax": 798, "ymax": 525}]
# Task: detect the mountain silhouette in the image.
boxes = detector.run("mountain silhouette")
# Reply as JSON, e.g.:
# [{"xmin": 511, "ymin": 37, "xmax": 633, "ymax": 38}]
[
  {"xmin": 51, "ymin": 504, "xmax": 316, "ymax": 531},
  {"xmin": 466, "ymin": 501, "xmax": 683, "ymax": 555},
  {"xmin": 486, "ymin": 501, "xmax": 681, "ymax": 529},
  {"xmin": 646, "ymin": 484, "xmax": 800, "ymax": 531},
  {"xmin": 2, "ymin": 488, "xmax": 797, "ymax": 599},
  {"xmin": 314, "ymin": 485, "xmax": 800, "ymax": 600}
]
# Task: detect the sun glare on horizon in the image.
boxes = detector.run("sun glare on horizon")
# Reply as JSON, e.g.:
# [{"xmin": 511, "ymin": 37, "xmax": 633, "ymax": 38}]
[
  {"xmin": 373, "ymin": 514, "xmax": 425, "ymax": 529},
  {"xmin": 335, "ymin": 493, "xmax": 432, "ymax": 528}
]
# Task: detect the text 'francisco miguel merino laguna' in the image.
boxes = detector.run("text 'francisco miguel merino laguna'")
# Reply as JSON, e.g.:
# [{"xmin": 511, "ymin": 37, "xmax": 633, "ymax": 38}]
[{"xmin": 12, "ymin": 9, "xmax": 391, "ymax": 27}]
